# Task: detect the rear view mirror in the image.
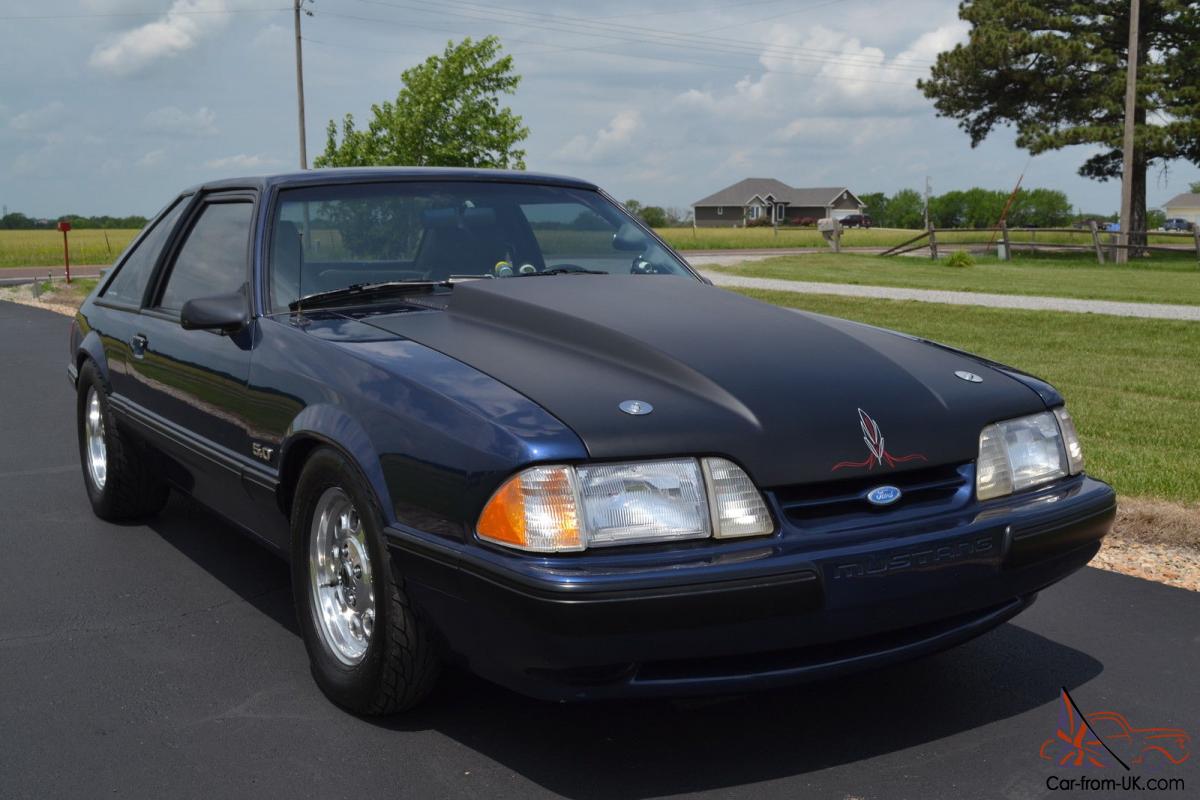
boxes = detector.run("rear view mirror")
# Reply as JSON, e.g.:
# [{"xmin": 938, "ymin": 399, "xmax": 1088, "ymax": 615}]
[
  {"xmin": 613, "ymin": 223, "xmax": 649, "ymax": 252},
  {"xmin": 180, "ymin": 291, "xmax": 247, "ymax": 334}
]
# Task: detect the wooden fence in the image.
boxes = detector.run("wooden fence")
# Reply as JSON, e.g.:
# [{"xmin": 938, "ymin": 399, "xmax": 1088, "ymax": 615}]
[{"xmin": 878, "ymin": 221, "xmax": 1200, "ymax": 266}]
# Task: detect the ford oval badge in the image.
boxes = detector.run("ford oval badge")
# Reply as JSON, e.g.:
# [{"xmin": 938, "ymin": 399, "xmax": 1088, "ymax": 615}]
[
  {"xmin": 866, "ymin": 485, "xmax": 902, "ymax": 506},
  {"xmin": 618, "ymin": 400, "xmax": 653, "ymax": 416}
]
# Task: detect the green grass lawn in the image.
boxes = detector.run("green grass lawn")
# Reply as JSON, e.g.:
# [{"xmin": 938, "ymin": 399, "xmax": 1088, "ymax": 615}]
[
  {"xmin": 707, "ymin": 252, "xmax": 1200, "ymax": 306},
  {"xmin": 733, "ymin": 289, "xmax": 1200, "ymax": 504},
  {"xmin": 0, "ymin": 229, "xmax": 138, "ymax": 268},
  {"xmin": 656, "ymin": 225, "xmax": 1193, "ymax": 252}
]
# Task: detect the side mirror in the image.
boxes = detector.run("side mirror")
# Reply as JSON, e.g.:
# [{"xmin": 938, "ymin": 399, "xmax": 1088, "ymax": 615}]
[
  {"xmin": 180, "ymin": 291, "xmax": 247, "ymax": 334},
  {"xmin": 613, "ymin": 222, "xmax": 649, "ymax": 252}
]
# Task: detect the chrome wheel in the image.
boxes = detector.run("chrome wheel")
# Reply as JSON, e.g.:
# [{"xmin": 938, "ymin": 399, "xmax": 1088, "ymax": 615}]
[
  {"xmin": 309, "ymin": 487, "xmax": 375, "ymax": 666},
  {"xmin": 84, "ymin": 387, "xmax": 107, "ymax": 491}
]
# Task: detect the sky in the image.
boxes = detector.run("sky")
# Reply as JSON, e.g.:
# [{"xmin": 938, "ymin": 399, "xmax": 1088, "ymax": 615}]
[{"xmin": 2, "ymin": 0, "xmax": 1198, "ymax": 218}]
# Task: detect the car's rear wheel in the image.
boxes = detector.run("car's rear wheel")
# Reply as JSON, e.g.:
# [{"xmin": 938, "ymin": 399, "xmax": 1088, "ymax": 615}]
[
  {"xmin": 76, "ymin": 360, "xmax": 169, "ymax": 521},
  {"xmin": 291, "ymin": 447, "xmax": 439, "ymax": 714}
]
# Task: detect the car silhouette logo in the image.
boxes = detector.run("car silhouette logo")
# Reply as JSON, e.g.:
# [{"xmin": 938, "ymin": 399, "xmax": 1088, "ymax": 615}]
[{"xmin": 866, "ymin": 485, "xmax": 902, "ymax": 506}]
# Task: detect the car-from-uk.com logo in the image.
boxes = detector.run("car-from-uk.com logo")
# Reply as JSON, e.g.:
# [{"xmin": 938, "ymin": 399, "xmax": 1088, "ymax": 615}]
[{"xmin": 1041, "ymin": 688, "xmax": 1189, "ymax": 793}]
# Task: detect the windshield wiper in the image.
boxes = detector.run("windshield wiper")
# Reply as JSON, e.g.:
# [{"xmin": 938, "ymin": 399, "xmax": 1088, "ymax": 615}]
[
  {"xmin": 290, "ymin": 280, "xmax": 450, "ymax": 312},
  {"xmin": 289, "ymin": 274, "xmax": 496, "ymax": 311},
  {"xmin": 518, "ymin": 266, "xmax": 607, "ymax": 277}
]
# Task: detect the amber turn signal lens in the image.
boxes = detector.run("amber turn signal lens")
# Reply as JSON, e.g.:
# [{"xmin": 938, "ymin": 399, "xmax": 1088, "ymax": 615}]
[{"xmin": 476, "ymin": 466, "xmax": 584, "ymax": 552}]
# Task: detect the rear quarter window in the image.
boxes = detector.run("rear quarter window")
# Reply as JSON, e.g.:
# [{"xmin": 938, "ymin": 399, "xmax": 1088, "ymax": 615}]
[{"xmin": 101, "ymin": 199, "xmax": 187, "ymax": 306}]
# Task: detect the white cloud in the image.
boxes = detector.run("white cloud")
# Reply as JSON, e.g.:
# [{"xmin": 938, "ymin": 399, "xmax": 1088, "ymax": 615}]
[
  {"xmin": 137, "ymin": 149, "xmax": 166, "ymax": 168},
  {"xmin": 204, "ymin": 153, "xmax": 280, "ymax": 170},
  {"xmin": 144, "ymin": 105, "xmax": 218, "ymax": 136},
  {"xmin": 252, "ymin": 23, "xmax": 288, "ymax": 49},
  {"xmin": 9, "ymin": 101, "xmax": 67, "ymax": 133},
  {"xmin": 678, "ymin": 21, "xmax": 968, "ymax": 122},
  {"xmin": 90, "ymin": 0, "xmax": 230, "ymax": 75},
  {"xmin": 554, "ymin": 109, "xmax": 641, "ymax": 163}
]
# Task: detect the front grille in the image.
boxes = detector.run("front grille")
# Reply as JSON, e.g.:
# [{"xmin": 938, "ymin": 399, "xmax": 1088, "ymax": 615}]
[{"xmin": 772, "ymin": 461, "xmax": 972, "ymax": 530}]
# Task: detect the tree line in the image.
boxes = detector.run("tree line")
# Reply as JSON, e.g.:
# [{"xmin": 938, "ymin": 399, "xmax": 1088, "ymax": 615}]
[
  {"xmin": 1, "ymin": 211, "xmax": 149, "ymax": 230},
  {"xmin": 857, "ymin": 187, "xmax": 1077, "ymax": 229},
  {"xmin": 622, "ymin": 201, "xmax": 691, "ymax": 228}
]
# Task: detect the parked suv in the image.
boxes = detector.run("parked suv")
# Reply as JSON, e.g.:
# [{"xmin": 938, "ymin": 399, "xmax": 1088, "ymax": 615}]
[
  {"xmin": 839, "ymin": 214, "xmax": 873, "ymax": 228},
  {"xmin": 1163, "ymin": 218, "xmax": 1194, "ymax": 232}
]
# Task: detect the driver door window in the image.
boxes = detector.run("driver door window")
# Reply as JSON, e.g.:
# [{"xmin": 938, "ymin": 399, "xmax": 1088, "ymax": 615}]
[{"xmin": 157, "ymin": 201, "xmax": 253, "ymax": 311}]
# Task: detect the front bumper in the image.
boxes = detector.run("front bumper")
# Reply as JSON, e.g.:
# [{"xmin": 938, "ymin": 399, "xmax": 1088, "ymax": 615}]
[{"xmin": 386, "ymin": 474, "xmax": 1115, "ymax": 701}]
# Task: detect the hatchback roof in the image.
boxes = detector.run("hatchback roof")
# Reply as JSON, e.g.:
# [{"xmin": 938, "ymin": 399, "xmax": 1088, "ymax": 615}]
[{"xmin": 184, "ymin": 166, "xmax": 598, "ymax": 196}]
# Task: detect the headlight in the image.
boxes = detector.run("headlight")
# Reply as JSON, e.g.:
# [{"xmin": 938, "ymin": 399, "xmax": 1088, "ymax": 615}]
[
  {"xmin": 476, "ymin": 457, "xmax": 773, "ymax": 552},
  {"xmin": 976, "ymin": 409, "xmax": 1082, "ymax": 501}
]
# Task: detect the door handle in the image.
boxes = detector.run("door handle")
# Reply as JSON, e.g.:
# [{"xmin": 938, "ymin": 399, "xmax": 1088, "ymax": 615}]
[{"xmin": 130, "ymin": 333, "xmax": 148, "ymax": 358}]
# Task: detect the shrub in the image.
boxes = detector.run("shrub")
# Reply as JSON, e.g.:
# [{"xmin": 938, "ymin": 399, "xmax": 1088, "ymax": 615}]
[{"xmin": 945, "ymin": 250, "xmax": 975, "ymax": 268}]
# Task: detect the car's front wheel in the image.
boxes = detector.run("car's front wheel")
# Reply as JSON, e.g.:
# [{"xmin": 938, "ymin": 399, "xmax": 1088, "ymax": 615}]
[
  {"xmin": 291, "ymin": 447, "xmax": 439, "ymax": 714},
  {"xmin": 76, "ymin": 360, "xmax": 169, "ymax": 521}
]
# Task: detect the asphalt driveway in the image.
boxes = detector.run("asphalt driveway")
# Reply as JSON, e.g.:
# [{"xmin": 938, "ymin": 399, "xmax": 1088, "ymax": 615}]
[{"xmin": 0, "ymin": 300, "xmax": 1195, "ymax": 799}]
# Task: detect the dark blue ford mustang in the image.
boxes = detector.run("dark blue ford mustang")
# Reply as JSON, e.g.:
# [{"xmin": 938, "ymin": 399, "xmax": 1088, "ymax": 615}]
[{"xmin": 69, "ymin": 168, "xmax": 1116, "ymax": 713}]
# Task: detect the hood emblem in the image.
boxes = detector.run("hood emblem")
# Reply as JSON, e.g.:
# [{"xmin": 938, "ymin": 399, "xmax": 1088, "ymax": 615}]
[
  {"xmin": 955, "ymin": 370, "xmax": 983, "ymax": 383},
  {"xmin": 866, "ymin": 485, "xmax": 902, "ymax": 506},
  {"xmin": 832, "ymin": 409, "xmax": 928, "ymax": 472},
  {"xmin": 618, "ymin": 400, "xmax": 653, "ymax": 416}
]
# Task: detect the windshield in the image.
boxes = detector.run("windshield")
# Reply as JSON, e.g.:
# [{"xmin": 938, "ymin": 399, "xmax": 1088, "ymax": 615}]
[{"xmin": 267, "ymin": 180, "xmax": 694, "ymax": 312}]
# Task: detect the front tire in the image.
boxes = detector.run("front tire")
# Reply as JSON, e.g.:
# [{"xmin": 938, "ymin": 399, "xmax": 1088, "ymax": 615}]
[
  {"xmin": 76, "ymin": 360, "xmax": 169, "ymax": 521},
  {"xmin": 291, "ymin": 447, "xmax": 439, "ymax": 714}
]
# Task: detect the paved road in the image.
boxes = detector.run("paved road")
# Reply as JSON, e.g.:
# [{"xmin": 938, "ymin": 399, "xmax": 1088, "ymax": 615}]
[
  {"xmin": 703, "ymin": 271, "xmax": 1200, "ymax": 321},
  {"xmin": 1, "ymin": 300, "xmax": 1196, "ymax": 799},
  {"xmin": 0, "ymin": 266, "xmax": 104, "ymax": 286}
]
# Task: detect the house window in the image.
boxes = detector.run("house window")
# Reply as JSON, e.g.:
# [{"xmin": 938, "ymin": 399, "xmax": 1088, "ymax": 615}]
[
  {"xmin": 748, "ymin": 206, "xmax": 760, "ymax": 220},
  {"xmin": 774, "ymin": 204, "xmax": 784, "ymax": 222},
  {"xmin": 717, "ymin": 207, "xmax": 724, "ymax": 215}
]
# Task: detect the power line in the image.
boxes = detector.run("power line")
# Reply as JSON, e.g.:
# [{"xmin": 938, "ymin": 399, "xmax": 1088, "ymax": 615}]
[
  {"xmin": 345, "ymin": 0, "xmax": 934, "ymax": 70},
  {"xmin": 306, "ymin": 21, "xmax": 919, "ymax": 88},
  {"xmin": 0, "ymin": 7, "xmax": 288, "ymax": 21},
  {"xmin": 588, "ymin": 0, "xmax": 797, "ymax": 22},
  {"xmin": 323, "ymin": 1, "xmax": 931, "ymax": 81}
]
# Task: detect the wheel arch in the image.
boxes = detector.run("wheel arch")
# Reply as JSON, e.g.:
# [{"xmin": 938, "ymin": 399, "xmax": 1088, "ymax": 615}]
[
  {"xmin": 75, "ymin": 329, "xmax": 110, "ymax": 386},
  {"xmin": 275, "ymin": 405, "xmax": 393, "ymax": 525}
]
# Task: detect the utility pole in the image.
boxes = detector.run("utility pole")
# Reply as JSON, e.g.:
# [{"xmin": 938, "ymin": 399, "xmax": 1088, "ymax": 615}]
[
  {"xmin": 924, "ymin": 176, "xmax": 931, "ymax": 229},
  {"xmin": 1117, "ymin": 0, "xmax": 1140, "ymax": 264},
  {"xmin": 293, "ymin": 0, "xmax": 308, "ymax": 170}
]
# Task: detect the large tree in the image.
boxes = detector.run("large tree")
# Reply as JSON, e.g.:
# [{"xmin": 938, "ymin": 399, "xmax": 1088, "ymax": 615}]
[
  {"xmin": 919, "ymin": 1, "xmax": 1200, "ymax": 240},
  {"xmin": 316, "ymin": 36, "xmax": 529, "ymax": 169}
]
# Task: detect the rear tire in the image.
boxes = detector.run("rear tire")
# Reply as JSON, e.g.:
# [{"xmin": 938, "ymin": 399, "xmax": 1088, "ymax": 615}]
[
  {"xmin": 291, "ymin": 447, "xmax": 439, "ymax": 714},
  {"xmin": 76, "ymin": 360, "xmax": 169, "ymax": 521}
]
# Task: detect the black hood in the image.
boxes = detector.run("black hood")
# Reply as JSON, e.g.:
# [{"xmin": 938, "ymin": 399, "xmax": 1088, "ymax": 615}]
[{"xmin": 353, "ymin": 276, "xmax": 1047, "ymax": 487}]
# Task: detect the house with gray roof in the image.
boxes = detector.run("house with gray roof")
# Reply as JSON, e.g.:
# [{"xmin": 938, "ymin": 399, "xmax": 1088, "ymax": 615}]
[
  {"xmin": 1163, "ymin": 192, "xmax": 1200, "ymax": 226},
  {"xmin": 691, "ymin": 178, "xmax": 865, "ymax": 228}
]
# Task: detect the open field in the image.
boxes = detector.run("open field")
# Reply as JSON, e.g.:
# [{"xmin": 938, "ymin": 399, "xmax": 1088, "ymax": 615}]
[
  {"xmin": 735, "ymin": 289, "xmax": 1200, "ymax": 504},
  {"xmin": 655, "ymin": 225, "xmax": 1194, "ymax": 252},
  {"xmin": 0, "ymin": 229, "xmax": 138, "ymax": 268},
  {"xmin": 708, "ymin": 252, "xmax": 1200, "ymax": 306}
]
